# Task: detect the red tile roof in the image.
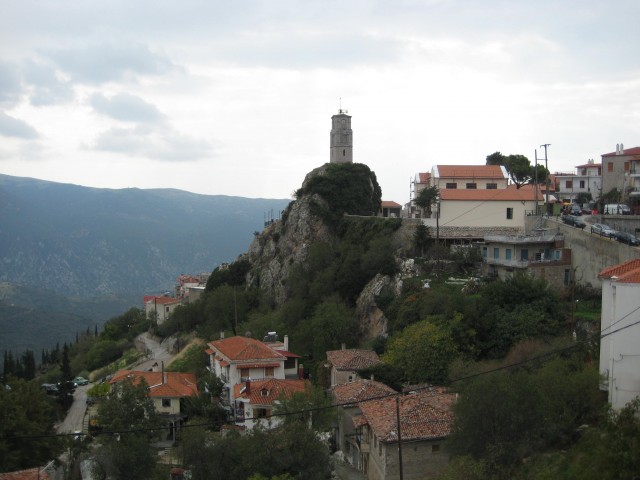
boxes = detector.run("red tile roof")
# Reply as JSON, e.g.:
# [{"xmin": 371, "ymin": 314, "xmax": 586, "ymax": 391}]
[
  {"xmin": 381, "ymin": 201, "xmax": 402, "ymax": 208},
  {"xmin": 440, "ymin": 184, "xmax": 543, "ymax": 202},
  {"xmin": 357, "ymin": 390, "xmax": 456, "ymax": 442},
  {"xmin": 110, "ymin": 370, "xmax": 198, "ymax": 398},
  {"xmin": 234, "ymin": 378, "xmax": 308, "ymax": 405},
  {"xmin": 144, "ymin": 296, "xmax": 181, "ymax": 305},
  {"xmin": 574, "ymin": 163, "xmax": 601, "ymax": 169},
  {"xmin": 0, "ymin": 468, "xmax": 52, "ymax": 480},
  {"xmin": 437, "ymin": 165, "xmax": 507, "ymax": 179},
  {"xmin": 209, "ymin": 336, "xmax": 286, "ymax": 362},
  {"xmin": 417, "ymin": 172, "xmax": 431, "ymax": 184},
  {"xmin": 332, "ymin": 379, "xmax": 396, "ymax": 406},
  {"xmin": 599, "ymin": 259, "xmax": 640, "ymax": 284},
  {"xmin": 326, "ymin": 349, "xmax": 381, "ymax": 371},
  {"xmin": 602, "ymin": 146, "xmax": 640, "ymax": 157}
]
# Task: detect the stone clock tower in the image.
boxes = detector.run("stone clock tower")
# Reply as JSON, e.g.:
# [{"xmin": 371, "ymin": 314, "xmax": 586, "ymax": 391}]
[{"xmin": 330, "ymin": 109, "xmax": 353, "ymax": 164}]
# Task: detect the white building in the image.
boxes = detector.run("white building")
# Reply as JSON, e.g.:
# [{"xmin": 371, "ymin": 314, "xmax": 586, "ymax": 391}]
[
  {"xmin": 598, "ymin": 259, "xmax": 640, "ymax": 410},
  {"xmin": 206, "ymin": 334, "xmax": 303, "ymax": 427},
  {"xmin": 554, "ymin": 159, "xmax": 602, "ymax": 204}
]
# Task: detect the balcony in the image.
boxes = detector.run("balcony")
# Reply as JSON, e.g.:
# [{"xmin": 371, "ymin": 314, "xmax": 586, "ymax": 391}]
[{"xmin": 629, "ymin": 166, "xmax": 640, "ymax": 177}]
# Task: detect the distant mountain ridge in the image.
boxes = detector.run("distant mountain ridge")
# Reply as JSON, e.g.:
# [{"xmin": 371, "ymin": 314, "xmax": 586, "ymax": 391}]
[
  {"xmin": 0, "ymin": 174, "xmax": 289, "ymax": 354},
  {"xmin": 0, "ymin": 174, "xmax": 289, "ymax": 296}
]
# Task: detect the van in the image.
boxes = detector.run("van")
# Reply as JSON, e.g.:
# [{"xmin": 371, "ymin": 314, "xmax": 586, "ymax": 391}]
[{"xmin": 604, "ymin": 204, "xmax": 631, "ymax": 215}]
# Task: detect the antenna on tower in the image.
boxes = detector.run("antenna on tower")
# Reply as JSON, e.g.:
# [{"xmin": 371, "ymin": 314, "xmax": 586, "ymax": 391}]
[{"xmin": 338, "ymin": 97, "xmax": 348, "ymax": 114}]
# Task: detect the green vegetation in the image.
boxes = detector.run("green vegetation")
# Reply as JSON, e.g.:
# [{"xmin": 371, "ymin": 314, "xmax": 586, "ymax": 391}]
[
  {"xmin": 296, "ymin": 162, "xmax": 382, "ymax": 227},
  {"xmin": 0, "ymin": 379, "xmax": 62, "ymax": 472}
]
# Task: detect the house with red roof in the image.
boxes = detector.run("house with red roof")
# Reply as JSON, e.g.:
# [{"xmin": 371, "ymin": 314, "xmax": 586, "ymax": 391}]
[
  {"xmin": 326, "ymin": 348, "xmax": 381, "ymax": 386},
  {"xmin": 332, "ymin": 379, "xmax": 397, "ymax": 470},
  {"xmin": 379, "ymin": 201, "xmax": 402, "ymax": 218},
  {"xmin": 598, "ymin": 259, "xmax": 640, "ymax": 410},
  {"xmin": 554, "ymin": 159, "xmax": 602, "ymax": 205},
  {"xmin": 143, "ymin": 295, "xmax": 182, "ymax": 325},
  {"xmin": 109, "ymin": 369, "xmax": 198, "ymax": 416},
  {"xmin": 206, "ymin": 333, "xmax": 302, "ymax": 427},
  {"xmin": 233, "ymin": 377, "xmax": 308, "ymax": 429},
  {"xmin": 351, "ymin": 388, "xmax": 456, "ymax": 480}
]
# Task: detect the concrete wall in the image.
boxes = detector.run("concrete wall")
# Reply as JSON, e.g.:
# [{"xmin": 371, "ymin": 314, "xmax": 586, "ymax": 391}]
[
  {"xmin": 540, "ymin": 217, "xmax": 640, "ymax": 288},
  {"xmin": 438, "ymin": 200, "xmax": 535, "ymax": 229}
]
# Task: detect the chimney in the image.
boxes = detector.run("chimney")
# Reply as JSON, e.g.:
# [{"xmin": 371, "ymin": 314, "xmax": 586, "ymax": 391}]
[
  {"xmin": 220, "ymin": 331, "xmax": 225, "ymax": 339},
  {"xmin": 617, "ymin": 143, "xmax": 620, "ymax": 155},
  {"xmin": 245, "ymin": 379, "xmax": 251, "ymax": 394},
  {"xmin": 621, "ymin": 143, "xmax": 624, "ymax": 154},
  {"xmin": 284, "ymin": 335, "xmax": 289, "ymax": 351},
  {"xmin": 341, "ymin": 343, "xmax": 346, "ymax": 350},
  {"xmin": 298, "ymin": 364, "xmax": 304, "ymax": 379}
]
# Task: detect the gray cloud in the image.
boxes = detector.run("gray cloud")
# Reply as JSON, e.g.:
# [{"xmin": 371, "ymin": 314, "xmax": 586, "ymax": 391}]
[
  {"xmin": 0, "ymin": 62, "xmax": 23, "ymax": 108},
  {"xmin": 91, "ymin": 125, "xmax": 211, "ymax": 161},
  {"xmin": 22, "ymin": 60, "xmax": 74, "ymax": 106},
  {"xmin": 44, "ymin": 42, "xmax": 179, "ymax": 84},
  {"xmin": 89, "ymin": 92, "xmax": 164, "ymax": 123},
  {"xmin": 0, "ymin": 112, "xmax": 39, "ymax": 139}
]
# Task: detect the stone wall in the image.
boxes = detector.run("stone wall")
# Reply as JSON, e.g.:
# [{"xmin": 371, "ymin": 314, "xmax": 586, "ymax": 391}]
[{"xmin": 540, "ymin": 217, "xmax": 640, "ymax": 288}]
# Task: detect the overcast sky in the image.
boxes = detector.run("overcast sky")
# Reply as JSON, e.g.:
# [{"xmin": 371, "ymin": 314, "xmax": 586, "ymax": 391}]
[{"xmin": 1, "ymin": 0, "xmax": 639, "ymax": 203}]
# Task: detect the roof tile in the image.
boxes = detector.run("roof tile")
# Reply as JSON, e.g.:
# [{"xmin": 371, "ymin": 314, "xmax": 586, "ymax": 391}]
[
  {"xmin": 437, "ymin": 165, "xmax": 507, "ymax": 179},
  {"xmin": 326, "ymin": 349, "xmax": 381, "ymax": 371},
  {"xmin": 234, "ymin": 378, "xmax": 308, "ymax": 405},
  {"xmin": 209, "ymin": 336, "xmax": 286, "ymax": 362},
  {"xmin": 110, "ymin": 370, "xmax": 198, "ymax": 398},
  {"xmin": 357, "ymin": 390, "xmax": 456, "ymax": 442},
  {"xmin": 332, "ymin": 379, "xmax": 396, "ymax": 405}
]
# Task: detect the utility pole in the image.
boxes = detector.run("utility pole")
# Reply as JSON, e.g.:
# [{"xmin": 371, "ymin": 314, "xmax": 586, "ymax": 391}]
[
  {"xmin": 534, "ymin": 149, "xmax": 539, "ymax": 215},
  {"xmin": 541, "ymin": 144, "xmax": 551, "ymax": 215}
]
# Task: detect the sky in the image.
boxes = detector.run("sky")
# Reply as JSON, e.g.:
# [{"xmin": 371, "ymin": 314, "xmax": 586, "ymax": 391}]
[{"xmin": 1, "ymin": 0, "xmax": 639, "ymax": 204}]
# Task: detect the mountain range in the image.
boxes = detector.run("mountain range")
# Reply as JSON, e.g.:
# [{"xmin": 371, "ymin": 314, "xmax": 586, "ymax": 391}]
[{"xmin": 0, "ymin": 174, "xmax": 289, "ymax": 355}]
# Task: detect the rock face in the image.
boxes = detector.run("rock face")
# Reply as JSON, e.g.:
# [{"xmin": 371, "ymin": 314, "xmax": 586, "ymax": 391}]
[{"xmin": 244, "ymin": 192, "xmax": 335, "ymax": 306}]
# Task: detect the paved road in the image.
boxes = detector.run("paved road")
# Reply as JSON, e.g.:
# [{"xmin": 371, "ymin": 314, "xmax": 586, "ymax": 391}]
[
  {"xmin": 133, "ymin": 333, "xmax": 176, "ymax": 372},
  {"xmin": 55, "ymin": 384, "xmax": 90, "ymax": 434}
]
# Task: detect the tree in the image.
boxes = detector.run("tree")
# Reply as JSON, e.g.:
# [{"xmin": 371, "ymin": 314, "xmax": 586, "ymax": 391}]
[
  {"xmin": 575, "ymin": 191, "xmax": 593, "ymax": 206},
  {"xmin": 486, "ymin": 151, "xmax": 549, "ymax": 188},
  {"xmin": 273, "ymin": 383, "xmax": 334, "ymax": 432},
  {"xmin": 415, "ymin": 185, "xmax": 439, "ymax": 217},
  {"xmin": 0, "ymin": 379, "xmax": 62, "ymax": 472},
  {"xmin": 94, "ymin": 377, "xmax": 161, "ymax": 480},
  {"xmin": 413, "ymin": 223, "xmax": 431, "ymax": 256},
  {"xmin": 383, "ymin": 319, "xmax": 458, "ymax": 383}
]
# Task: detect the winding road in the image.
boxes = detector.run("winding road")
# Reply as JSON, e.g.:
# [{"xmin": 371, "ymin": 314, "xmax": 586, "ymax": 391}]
[{"xmin": 55, "ymin": 333, "xmax": 175, "ymax": 435}]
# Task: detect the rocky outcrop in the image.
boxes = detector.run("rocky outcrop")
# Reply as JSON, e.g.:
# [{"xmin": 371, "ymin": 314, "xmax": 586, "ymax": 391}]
[{"xmin": 244, "ymin": 192, "xmax": 335, "ymax": 305}]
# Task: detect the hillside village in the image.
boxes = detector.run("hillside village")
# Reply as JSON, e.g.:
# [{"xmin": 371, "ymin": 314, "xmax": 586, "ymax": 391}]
[{"xmin": 2, "ymin": 111, "xmax": 640, "ymax": 480}]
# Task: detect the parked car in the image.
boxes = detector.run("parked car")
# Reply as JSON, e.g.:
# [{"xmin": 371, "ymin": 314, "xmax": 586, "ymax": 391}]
[
  {"xmin": 591, "ymin": 223, "xmax": 616, "ymax": 238},
  {"xmin": 604, "ymin": 203, "xmax": 632, "ymax": 215},
  {"xmin": 57, "ymin": 381, "xmax": 77, "ymax": 392},
  {"xmin": 614, "ymin": 231, "xmax": 640, "ymax": 246},
  {"xmin": 41, "ymin": 383, "xmax": 59, "ymax": 395},
  {"xmin": 569, "ymin": 204, "xmax": 582, "ymax": 216},
  {"xmin": 562, "ymin": 215, "xmax": 586, "ymax": 229},
  {"xmin": 73, "ymin": 376, "xmax": 89, "ymax": 386}
]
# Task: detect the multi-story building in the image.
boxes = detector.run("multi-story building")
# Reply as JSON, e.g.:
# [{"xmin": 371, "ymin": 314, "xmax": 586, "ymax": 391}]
[
  {"xmin": 481, "ymin": 230, "xmax": 572, "ymax": 288},
  {"xmin": 206, "ymin": 333, "xmax": 303, "ymax": 428},
  {"xmin": 598, "ymin": 259, "xmax": 640, "ymax": 410},
  {"xmin": 554, "ymin": 159, "xmax": 602, "ymax": 204},
  {"xmin": 601, "ymin": 144, "xmax": 640, "ymax": 207},
  {"xmin": 325, "ymin": 348, "xmax": 381, "ymax": 386},
  {"xmin": 144, "ymin": 295, "xmax": 182, "ymax": 325}
]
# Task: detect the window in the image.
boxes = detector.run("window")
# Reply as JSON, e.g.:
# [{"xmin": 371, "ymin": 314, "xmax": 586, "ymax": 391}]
[
  {"xmin": 343, "ymin": 149, "xmax": 346, "ymax": 156},
  {"xmin": 493, "ymin": 248, "xmax": 499, "ymax": 259},
  {"xmin": 564, "ymin": 269, "xmax": 570, "ymax": 286},
  {"xmin": 521, "ymin": 249, "xmax": 529, "ymax": 261},
  {"xmin": 506, "ymin": 208, "xmax": 513, "ymax": 219},
  {"xmin": 432, "ymin": 444, "xmax": 441, "ymax": 453},
  {"xmin": 482, "ymin": 247, "xmax": 487, "ymax": 258},
  {"xmin": 254, "ymin": 408, "xmax": 270, "ymax": 419},
  {"xmin": 446, "ymin": 183, "xmax": 457, "ymax": 189},
  {"xmin": 580, "ymin": 180, "xmax": 585, "ymax": 188},
  {"xmin": 165, "ymin": 306, "xmax": 170, "ymax": 313},
  {"xmin": 566, "ymin": 180, "xmax": 573, "ymax": 188},
  {"xmin": 505, "ymin": 248, "xmax": 512, "ymax": 260},
  {"xmin": 625, "ymin": 162, "xmax": 630, "ymax": 171},
  {"xmin": 486, "ymin": 183, "xmax": 498, "ymax": 189},
  {"xmin": 265, "ymin": 367, "xmax": 274, "ymax": 377},
  {"xmin": 608, "ymin": 162, "xmax": 613, "ymax": 172},
  {"xmin": 466, "ymin": 183, "xmax": 477, "ymax": 189},
  {"xmin": 240, "ymin": 368, "xmax": 250, "ymax": 380},
  {"xmin": 162, "ymin": 398, "xmax": 171, "ymax": 408},
  {"xmin": 555, "ymin": 250, "xmax": 561, "ymax": 260}
]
